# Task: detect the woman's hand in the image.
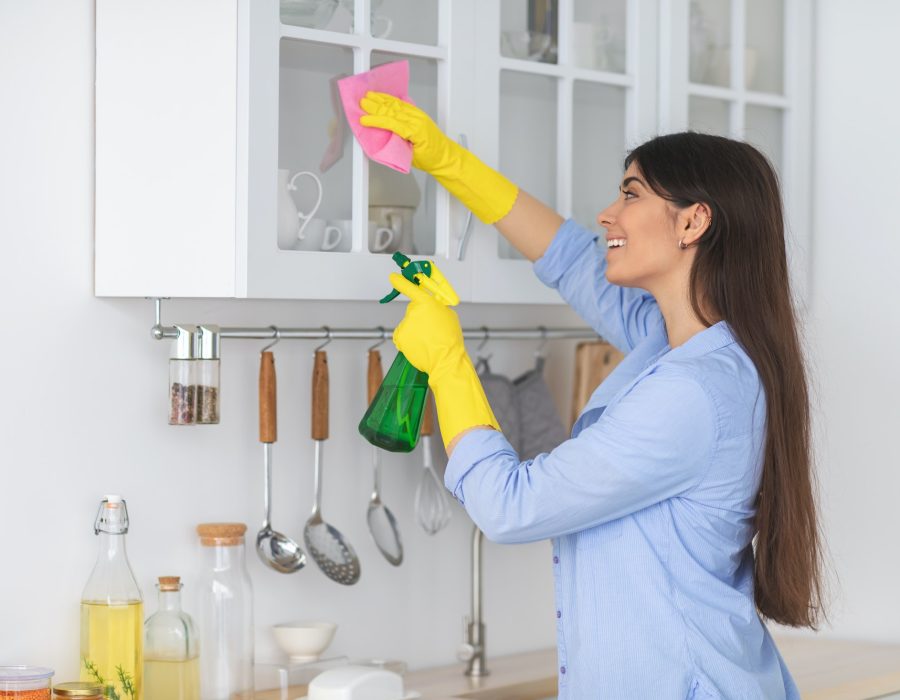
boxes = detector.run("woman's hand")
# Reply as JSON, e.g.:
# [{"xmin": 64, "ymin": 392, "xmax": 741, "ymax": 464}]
[
  {"xmin": 360, "ymin": 92, "xmax": 456, "ymax": 173},
  {"xmin": 359, "ymin": 91, "xmax": 518, "ymax": 224},
  {"xmin": 389, "ymin": 272, "xmax": 466, "ymax": 378},
  {"xmin": 388, "ymin": 271, "xmax": 500, "ymax": 448}
]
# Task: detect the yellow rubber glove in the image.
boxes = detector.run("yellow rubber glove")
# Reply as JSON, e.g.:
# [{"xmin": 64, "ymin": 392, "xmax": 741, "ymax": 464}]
[
  {"xmin": 360, "ymin": 91, "xmax": 519, "ymax": 225},
  {"xmin": 389, "ymin": 271, "xmax": 500, "ymax": 449}
]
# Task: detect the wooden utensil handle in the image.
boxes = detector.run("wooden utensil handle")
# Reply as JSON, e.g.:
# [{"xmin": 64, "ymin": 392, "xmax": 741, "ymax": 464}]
[
  {"xmin": 421, "ymin": 389, "xmax": 434, "ymax": 436},
  {"xmin": 259, "ymin": 351, "xmax": 277, "ymax": 443},
  {"xmin": 367, "ymin": 349, "xmax": 383, "ymax": 405},
  {"xmin": 312, "ymin": 350, "xmax": 329, "ymax": 440}
]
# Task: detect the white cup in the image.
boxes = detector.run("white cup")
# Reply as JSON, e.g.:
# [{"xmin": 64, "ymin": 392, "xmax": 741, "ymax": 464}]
[
  {"xmin": 368, "ymin": 222, "xmax": 395, "ymax": 253},
  {"xmin": 324, "ymin": 219, "xmax": 352, "ymax": 252}
]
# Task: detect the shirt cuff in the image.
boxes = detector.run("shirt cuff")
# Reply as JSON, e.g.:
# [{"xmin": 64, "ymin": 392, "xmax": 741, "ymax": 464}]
[
  {"xmin": 444, "ymin": 429, "xmax": 516, "ymax": 505},
  {"xmin": 533, "ymin": 219, "xmax": 599, "ymax": 289}
]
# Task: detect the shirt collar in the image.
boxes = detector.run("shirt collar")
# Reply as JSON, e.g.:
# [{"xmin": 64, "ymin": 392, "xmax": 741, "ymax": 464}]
[{"xmin": 661, "ymin": 320, "xmax": 736, "ymax": 362}]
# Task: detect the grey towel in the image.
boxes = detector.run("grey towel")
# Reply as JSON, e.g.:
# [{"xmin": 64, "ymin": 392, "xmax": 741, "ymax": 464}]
[
  {"xmin": 514, "ymin": 356, "xmax": 568, "ymax": 460},
  {"xmin": 477, "ymin": 357, "xmax": 522, "ymax": 452},
  {"xmin": 477, "ymin": 356, "xmax": 566, "ymax": 460}
]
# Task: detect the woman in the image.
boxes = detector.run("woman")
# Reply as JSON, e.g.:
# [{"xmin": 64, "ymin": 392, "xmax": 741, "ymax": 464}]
[{"xmin": 360, "ymin": 93, "xmax": 823, "ymax": 699}]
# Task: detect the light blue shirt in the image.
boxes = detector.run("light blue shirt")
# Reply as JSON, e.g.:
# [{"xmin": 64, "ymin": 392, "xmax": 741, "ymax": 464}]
[{"xmin": 445, "ymin": 220, "xmax": 799, "ymax": 699}]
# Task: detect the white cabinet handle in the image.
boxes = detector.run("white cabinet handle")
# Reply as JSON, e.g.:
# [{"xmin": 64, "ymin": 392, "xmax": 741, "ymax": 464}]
[{"xmin": 456, "ymin": 133, "xmax": 475, "ymax": 261}]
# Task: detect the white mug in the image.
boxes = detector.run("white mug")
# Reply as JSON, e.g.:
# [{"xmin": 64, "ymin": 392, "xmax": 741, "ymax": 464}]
[
  {"xmin": 368, "ymin": 222, "xmax": 395, "ymax": 253},
  {"xmin": 324, "ymin": 219, "xmax": 352, "ymax": 252}
]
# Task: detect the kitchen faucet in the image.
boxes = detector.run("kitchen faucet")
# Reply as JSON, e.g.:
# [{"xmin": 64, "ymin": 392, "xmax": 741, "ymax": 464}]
[{"xmin": 457, "ymin": 524, "xmax": 488, "ymax": 677}]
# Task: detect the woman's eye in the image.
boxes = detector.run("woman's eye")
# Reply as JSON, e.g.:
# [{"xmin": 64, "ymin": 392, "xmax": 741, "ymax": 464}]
[{"xmin": 623, "ymin": 190, "xmax": 636, "ymax": 200}]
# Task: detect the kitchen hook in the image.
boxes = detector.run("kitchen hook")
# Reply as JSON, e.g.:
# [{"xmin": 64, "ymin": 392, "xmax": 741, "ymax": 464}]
[
  {"xmin": 534, "ymin": 326, "xmax": 548, "ymax": 358},
  {"xmin": 367, "ymin": 326, "xmax": 388, "ymax": 352},
  {"xmin": 261, "ymin": 326, "xmax": 281, "ymax": 353},
  {"xmin": 475, "ymin": 326, "xmax": 492, "ymax": 367},
  {"xmin": 314, "ymin": 327, "xmax": 333, "ymax": 352}
]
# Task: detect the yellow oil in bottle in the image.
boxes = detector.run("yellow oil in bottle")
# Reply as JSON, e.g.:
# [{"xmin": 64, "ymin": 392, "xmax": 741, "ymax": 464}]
[
  {"xmin": 144, "ymin": 656, "xmax": 199, "ymax": 700},
  {"xmin": 80, "ymin": 600, "xmax": 144, "ymax": 700}
]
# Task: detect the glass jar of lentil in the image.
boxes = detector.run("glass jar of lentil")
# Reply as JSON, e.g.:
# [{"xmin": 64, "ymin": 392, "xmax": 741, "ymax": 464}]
[
  {"xmin": 0, "ymin": 666, "xmax": 54, "ymax": 700},
  {"xmin": 51, "ymin": 684, "xmax": 104, "ymax": 700}
]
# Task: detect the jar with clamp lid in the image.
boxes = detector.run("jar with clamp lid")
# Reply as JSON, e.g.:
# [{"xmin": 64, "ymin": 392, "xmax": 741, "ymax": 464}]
[{"xmin": 52, "ymin": 683, "xmax": 104, "ymax": 700}]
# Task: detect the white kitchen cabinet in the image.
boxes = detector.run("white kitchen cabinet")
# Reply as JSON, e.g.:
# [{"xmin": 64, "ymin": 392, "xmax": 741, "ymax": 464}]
[{"xmin": 94, "ymin": 0, "xmax": 811, "ymax": 303}]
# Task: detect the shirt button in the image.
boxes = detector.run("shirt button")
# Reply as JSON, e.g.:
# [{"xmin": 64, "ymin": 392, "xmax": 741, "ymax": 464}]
[
  {"xmin": 560, "ymin": 666, "xmax": 567, "ymax": 675},
  {"xmin": 553, "ymin": 556, "xmax": 559, "ymax": 564},
  {"xmin": 556, "ymin": 610, "xmax": 561, "ymax": 619}
]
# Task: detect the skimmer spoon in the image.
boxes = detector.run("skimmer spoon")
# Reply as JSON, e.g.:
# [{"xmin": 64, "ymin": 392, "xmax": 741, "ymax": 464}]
[
  {"xmin": 256, "ymin": 350, "xmax": 306, "ymax": 573},
  {"xmin": 303, "ymin": 348, "xmax": 361, "ymax": 585},
  {"xmin": 415, "ymin": 392, "xmax": 452, "ymax": 534},
  {"xmin": 364, "ymin": 349, "xmax": 403, "ymax": 565}
]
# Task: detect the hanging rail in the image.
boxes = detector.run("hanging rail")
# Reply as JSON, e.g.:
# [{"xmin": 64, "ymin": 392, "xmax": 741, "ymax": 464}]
[{"xmin": 150, "ymin": 298, "xmax": 600, "ymax": 343}]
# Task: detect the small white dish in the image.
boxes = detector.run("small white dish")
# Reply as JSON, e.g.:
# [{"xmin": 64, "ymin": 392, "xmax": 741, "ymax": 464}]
[{"xmin": 273, "ymin": 621, "xmax": 338, "ymax": 663}]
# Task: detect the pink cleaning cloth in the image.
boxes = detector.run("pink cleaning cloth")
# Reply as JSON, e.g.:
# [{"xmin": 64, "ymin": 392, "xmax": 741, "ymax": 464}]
[{"xmin": 338, "ymin": 61, "xmax": 413, "ymax": 173}]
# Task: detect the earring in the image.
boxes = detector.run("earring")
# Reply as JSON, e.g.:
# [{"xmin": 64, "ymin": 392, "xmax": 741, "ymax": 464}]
[{"xmin": 679, "ymin": 239, "xmax": 688, "ymax": 250}]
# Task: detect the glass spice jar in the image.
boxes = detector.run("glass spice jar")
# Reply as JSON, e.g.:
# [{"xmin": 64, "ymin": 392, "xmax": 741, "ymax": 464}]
[
  {"xmin": 169, "ymin": 325, "xmax": 196, "ymax": 425},
  {"xmin": 52, "ymin": 683, "xmax": 104, "ymax": 699},
  {"xmin": 0, "ymin": 666, "xmax": 54, "ymax": 700},
  {"xmin": 194, "ymin": 325, "xmax": 220, "ymax": 425}
]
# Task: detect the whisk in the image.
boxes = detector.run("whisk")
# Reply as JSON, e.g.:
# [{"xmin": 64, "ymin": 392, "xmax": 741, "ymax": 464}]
[{"xmin": 414, "ymin": 392, "xmax": 452, "ymax": 535}]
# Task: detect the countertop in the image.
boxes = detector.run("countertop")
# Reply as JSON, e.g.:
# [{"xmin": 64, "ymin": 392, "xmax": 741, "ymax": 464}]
[
  {"xmin": 253, "ymin": 635, "xmax": 900, "ymax": 700},
  {"xmin": 403, "ymin": 636, "xmax": 900, "ymax": 700}
]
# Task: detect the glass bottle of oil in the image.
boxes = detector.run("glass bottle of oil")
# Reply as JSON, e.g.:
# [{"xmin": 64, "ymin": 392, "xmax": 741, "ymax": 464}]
[
  {"xmin": 80, "ymin": 495, "xmax": 143, "ymax": 700},
  {"xmin": 144, "ymin": 576, "xmax": 199, "ymax": 700}
]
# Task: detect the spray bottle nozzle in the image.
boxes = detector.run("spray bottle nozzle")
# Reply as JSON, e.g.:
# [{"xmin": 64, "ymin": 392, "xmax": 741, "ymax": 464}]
[
  {"xmin": 379, "ymin": 252, "xmax": 460, "ymax": 307},
  {"xmin": 379, "ymin": 252, "xmax": 433, "ymax": 304}
]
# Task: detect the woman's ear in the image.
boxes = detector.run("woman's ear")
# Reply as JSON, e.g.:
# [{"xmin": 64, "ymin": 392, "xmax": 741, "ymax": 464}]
[{"xmin": 680, "ymin": 202, "xmax": 713, "ymax": 247}]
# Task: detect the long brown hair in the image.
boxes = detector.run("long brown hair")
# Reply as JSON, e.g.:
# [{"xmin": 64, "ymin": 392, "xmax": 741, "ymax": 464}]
[{"xmin": 625, "ymin": 132, "xmax": 824, "ymax": 628}]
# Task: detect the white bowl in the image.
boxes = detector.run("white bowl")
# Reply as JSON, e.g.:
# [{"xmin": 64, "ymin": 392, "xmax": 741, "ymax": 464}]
[
  {"xmin": 272, "ymin": 621, "xmax": 338, "ymax": 663},
  {"xmin": 501, "ymin": 30, "xmax": 551, "ymax": 61}
]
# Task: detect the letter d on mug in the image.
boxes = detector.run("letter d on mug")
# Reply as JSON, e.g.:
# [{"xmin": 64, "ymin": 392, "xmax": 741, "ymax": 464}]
[
  {"xmin": 323, "ymin": 219, "xmax": 352, "ymax": 252},
  {"xmin": 368, "ymin": 222, "xmax": 395, "ymax": 253}
]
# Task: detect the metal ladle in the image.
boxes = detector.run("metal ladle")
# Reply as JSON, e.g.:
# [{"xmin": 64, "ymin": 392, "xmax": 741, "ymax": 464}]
[
  {"xmin": 365, "ymin": 348, "xmax": 403, "ymax": 565},
  {"xmin": 303, "ymin": 339, "xmax": 361, "ymax": 585},
  {"xmin": 256, "ymin": 346, "xmax": 306, "ymax": 573}
]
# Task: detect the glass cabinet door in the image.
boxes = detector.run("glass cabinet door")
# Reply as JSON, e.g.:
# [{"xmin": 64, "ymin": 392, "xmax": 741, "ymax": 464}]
[
  {"xmin": 572, "ymin": 82, "xmax": 627, "ymax": 231},
  {"xmin": 661, "ymin": 0, "xmax": 811, "ymax": 298},
  {"xmin": 244, "ymin": 0, "xmax": 461, "ymax": 299}
]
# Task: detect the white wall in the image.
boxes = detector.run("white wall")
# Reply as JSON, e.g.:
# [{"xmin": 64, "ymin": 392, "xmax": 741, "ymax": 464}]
[
  {"xmin": 0, "ymin": 0, "xmax": 583, "ymax": 681},
  {"xmin": 805, "ymin": 0, "xmax": 900, "ymax": 641}
]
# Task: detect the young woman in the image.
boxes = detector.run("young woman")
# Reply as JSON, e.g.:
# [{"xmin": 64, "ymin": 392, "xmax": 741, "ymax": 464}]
[{"xmin": 360, "ymin": 93, "xmax": 823, "ymax": 699}]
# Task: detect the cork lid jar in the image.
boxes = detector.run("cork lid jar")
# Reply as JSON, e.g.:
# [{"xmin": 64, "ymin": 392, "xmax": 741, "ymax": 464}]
[{"xmin": 197, "ymin": 522, "xmax": 247, "ymax": 547}]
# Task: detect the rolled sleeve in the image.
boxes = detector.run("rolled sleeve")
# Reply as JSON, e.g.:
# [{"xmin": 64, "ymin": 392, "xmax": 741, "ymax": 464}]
[
  {"xmin": 444, "ymin": 366, "xmax": 719, "ymax": 545},
  {"xmin": 532, "ymin": 218, "xmax": 663, "ymax": 353}
]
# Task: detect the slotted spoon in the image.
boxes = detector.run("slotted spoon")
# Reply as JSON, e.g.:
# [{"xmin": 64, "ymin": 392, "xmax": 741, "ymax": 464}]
[{"xmin": 303, "ymin": 349, "xmax": 361, "ymax": 585}]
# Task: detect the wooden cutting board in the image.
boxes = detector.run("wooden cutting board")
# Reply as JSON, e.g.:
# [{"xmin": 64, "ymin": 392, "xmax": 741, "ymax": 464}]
[{"xmin": 569, "ymin": 340, "xmax": 624, "ymax": 429}]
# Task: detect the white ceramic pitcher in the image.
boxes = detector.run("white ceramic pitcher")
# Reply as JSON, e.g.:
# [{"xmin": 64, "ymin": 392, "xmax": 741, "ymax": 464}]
[{"xmin": 277, "ymin": 169, "xmax": 323, "ymax": 250}]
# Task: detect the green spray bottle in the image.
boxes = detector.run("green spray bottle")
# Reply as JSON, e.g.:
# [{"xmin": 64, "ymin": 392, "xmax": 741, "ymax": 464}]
[{"xmin": 358, "ymin": 252, "xmax": 458, "ymax": 452}]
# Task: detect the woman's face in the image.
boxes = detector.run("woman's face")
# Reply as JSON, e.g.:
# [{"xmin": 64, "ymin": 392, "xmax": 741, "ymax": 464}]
[{"xmin": 597, "ymin": 162, "xmax": 686, "ymax": 290}]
